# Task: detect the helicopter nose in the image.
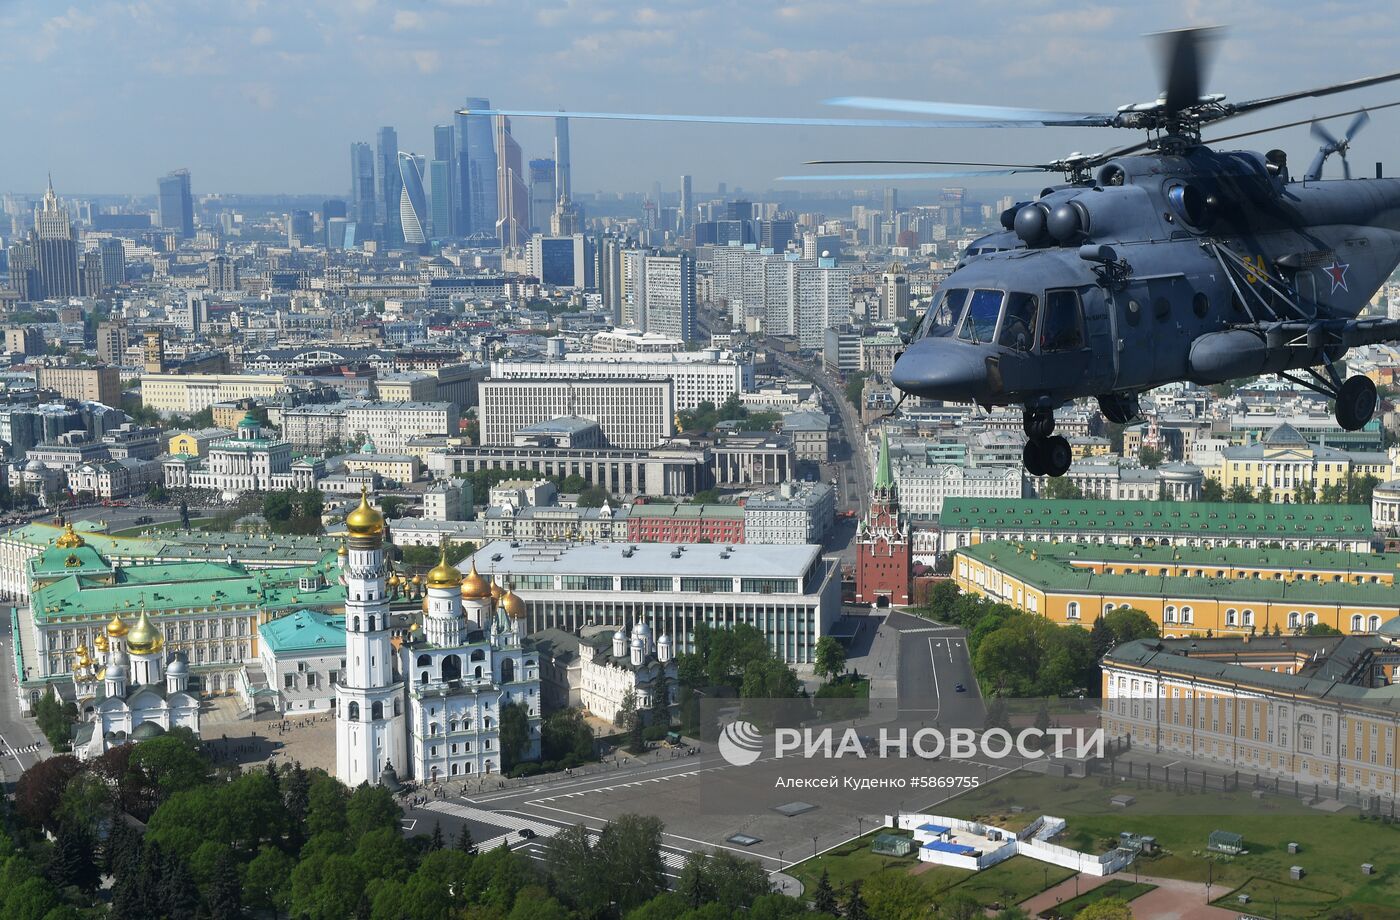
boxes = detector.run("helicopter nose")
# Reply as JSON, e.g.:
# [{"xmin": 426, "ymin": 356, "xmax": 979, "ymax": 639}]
[{"xmin": 890, "ymin": 341, "xmax": 989, "ymax": 401}]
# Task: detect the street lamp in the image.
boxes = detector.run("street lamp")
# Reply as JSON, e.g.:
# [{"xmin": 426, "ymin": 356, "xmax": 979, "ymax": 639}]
[
  {"xmin": 857, "ymin": 816, "xmax": 864, "ymax": 838},
  {"xmin": 813, "ymin": 834, "xmax": 819, "ymax": 859}
]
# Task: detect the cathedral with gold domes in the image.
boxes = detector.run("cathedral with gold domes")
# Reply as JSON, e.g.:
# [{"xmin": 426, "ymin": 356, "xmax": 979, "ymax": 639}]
[
  {"xmin": 69, "ymin": 605, "xmax": 200, "ymax": 760},
  {"xmin": 335, "ymin": 488, "xmax": 541, "ymax": 788}
]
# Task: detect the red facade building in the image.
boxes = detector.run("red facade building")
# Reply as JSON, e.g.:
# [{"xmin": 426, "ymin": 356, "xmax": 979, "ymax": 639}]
[
  {"xmin": 626, "ymin": 504, "xmax": 746, "ymax": 544},
  {"xmin": 855, "ymin": 429, "xmax": 911, "ymax": 606}
]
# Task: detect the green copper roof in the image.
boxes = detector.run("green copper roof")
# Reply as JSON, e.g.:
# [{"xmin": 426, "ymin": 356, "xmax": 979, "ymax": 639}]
[
  {"xmin": 30, "ymin": 552, "xmax": 345, "ymax": 625},
  {"xmin": 259, "ymin": 609, "xmax": 346, "ymax": 654},
  {"xmin": 874, "ymin": 427, "xmax": 894, "ymax": 491},
  {"xmin": 30, "ymin": 544, "xmax": 110, "ymax": 579},
  {"xmin": 4, "ymin": 522, "xmax": 345, "ymax": 567},
  {"xmin": 939, "ymin": 498, "xmax": 1370, "ymax": 537},
  {"xmin": 959, "ymin": 540, "xmax": 1400, "ymax": 607}
]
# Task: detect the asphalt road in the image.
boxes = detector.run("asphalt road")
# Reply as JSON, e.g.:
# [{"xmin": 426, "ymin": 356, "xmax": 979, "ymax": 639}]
[
  {"xmin": 767, "ymin": 347, "xmax": 871, "ymax": 516},
  {"xmin": 0, "ymin": 606, "xmax": 49, "ymax": 786}
]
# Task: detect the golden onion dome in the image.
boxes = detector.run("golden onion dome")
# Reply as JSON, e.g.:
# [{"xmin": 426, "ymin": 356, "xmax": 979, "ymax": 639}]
[
  {"xmin": 125, "ymin": 608, "xmax": 163, "ymax": 656},
  {"xmin": 73, "ymin": 645, "xmax": 91, "ymax": 665},
  {"xmin": 501, "ymin": 588, "xmax": 527, "ymax": 620},
  {"xmin": 491, "ymin": 580, "xmax": 507, "ymax": 601},
  {"xmin": 345, "ymin": 486, "xmax": 385, "ymax": 539},
  {"xmin": 105, "ymin": 613, "xmax": 129, "ymax": 637},
  {"xmin": 421, "ymin": 596, "xmax": 429, "ymax": 613},
  {"xmin": 55, "ymin": 522, "xmax": 85, "ymax": 549},
  {"xmin": 426, "ymin": 543, "xmax": 463, "ymax": 590},
  {"xmin": 93, "ymin": 632, "xmax": 109, "ymax": 653},
  {"xmin": 460, "ymin": 560, "xmax": 492, "ymax": 600},
  {"xmin": 337, "ymin": 542, "xmax": 349, "ymax": 557}
]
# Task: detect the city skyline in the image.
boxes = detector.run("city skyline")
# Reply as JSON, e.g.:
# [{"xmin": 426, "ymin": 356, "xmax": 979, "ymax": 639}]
[{"xmin": 9, "ymin": 2, "xmax": 1400, "ymax": 195}]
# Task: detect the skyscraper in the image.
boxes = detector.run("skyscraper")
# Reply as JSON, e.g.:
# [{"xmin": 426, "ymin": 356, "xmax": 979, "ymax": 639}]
[
  {"xmin": 528, "ymin": 158, "xmax": 555, "ymax": 233},
  {"xmin": 287, "ymin": 210, "xmax": 315, "ymax": 248},
  {"xmin": 377, "ymin": 127, "xmax": 403, "ymax": 245},
  {"xmin": 32, "ymin": 177, "xmax": 80, "ymax": 300},
  {"xmin": 156, "ymin": 169, "xmax": 194, "ymax": 239},
  {"xmin": 494, "ymin": 115, "xmax": 528, "ymax": 249},
  {"xmin": 97, "ymin": 237, "xmax": 125, "ymax": 291},
  {"xmin": 457, "ymin": 97, "xmax": 498, "ymax": 237},
  {"xmin": 643, "ymin": 253, "xmax": 697, "ymax": 342},
  {"xmin": 397, "ymin": 153, "xmax": 429, "ymax": 247},
  {"xmin": 321, "ymin": 199, "xmax": 347, "ymax": 248},
  {"xmin": 679, "ymin": 175, "xmax": 693, "ymax": 235},
  {"xmin": 429, "ymin": 124, "xmax": 456, "ymax": 239},
  {"xmin": 350, "ymin": 142, "xmax": 376, "ymax": 228},
  {"xmin": 554, "ymin": 116, "xmax": 571, "ymax": 203}
]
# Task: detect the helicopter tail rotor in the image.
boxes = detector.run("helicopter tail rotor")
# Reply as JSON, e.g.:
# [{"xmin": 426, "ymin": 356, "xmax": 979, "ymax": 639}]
[{"xmin": 1307, "ymin": 108, "xmax": 1370, "ymax": 179}]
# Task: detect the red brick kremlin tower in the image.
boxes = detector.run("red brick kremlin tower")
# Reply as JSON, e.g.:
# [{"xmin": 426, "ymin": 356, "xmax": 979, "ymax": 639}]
[{"xmin": 855, "ymin": 428, "xmax": 911, "ymax": 606}]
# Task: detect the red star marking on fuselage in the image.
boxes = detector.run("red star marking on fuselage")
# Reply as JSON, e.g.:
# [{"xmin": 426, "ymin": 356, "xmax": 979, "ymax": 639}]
[{"xmin": 1322, "ymin": 260, "xmax": 1350, "ymax": 294}]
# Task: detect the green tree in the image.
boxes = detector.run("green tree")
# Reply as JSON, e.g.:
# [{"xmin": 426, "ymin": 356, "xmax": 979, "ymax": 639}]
[
  {"xmin": 1089, "ymin": 614, "xmax": 1114, "ymax": 659},
  {"xmin": 290, "ymin": 853, "xmax": 367, "ymax": 920},
  {"xmin": 1075, "ymin": 897, "xmax": 1133, "ymax": 920},
  {"xmin": 811, "ymin": 868, "xmax": 838, "ymax": 915},
  {"xmin": 1258, "ymin": 483, "xmax": 1274, "ymax": 504},
  {"xmin": 1295, "ymin": 480, "xmax": 1316, "ymax": 504},
  {"xmin": 1138, "ymin": 445, "xmax": 1163, "ymax": 469},
  {"xmin": 1226, "ymin": 483, "xmax": 1255, "ymax": 503},
  {"xmin": 46, "ymin": 822, "xmax": 99, "ymax": 893},
  {"xmin": 1201, "ymin": 477, "xmax": 1224, "ymax": 502},
  {"xmin": 1101, "ymin": 607, "xmax": 1160, "ymax": 644},
  {"xmin": 545, "ymin": 823, "xmax": 609, "ymax": 917},
  {"xmin": 844, "ymin": 880, "xmax": 871, "ymax": 920},
  {"xmin": 498, "ymin": 701, "xmax": 531, "ymax": 771},
  {"xmin": 844, "ymin": 372, "xmax": 870, "ymax": 407},
  {"xmin": 1043, "ymin": 476, "xmax": 1084, "ymax": 499},
  {"xmin": 33, "ymin": 688, "xmax": 77, "ymax": 750},
  {"xmin": 541, "ymin": 708, "xmax": 595, "ymax": 763},
  {"xmin": 346, "ymin": 784, "xmax": 401, "ymax": 838},
  {"xmin": 243, "ymin": 844, "xmax": 294, "ymax": 916},
  {"xmin": 456, "ymin": 823, "xmax": 475, "ymax": 854},
  {"xmin": 939, "ymin": 891, "xmax": 984, "ymax": 920},
  {"xmin": 676, "ymin": 850, "xmax": 772, "ymax": 912},
  {"xmin": 1303, "ymin": 622, "xmax": 1344, "ymax": 636},
  {"xmin": 1320, "ymin": 480, "xmax": 1346, "ymax": 504},
  {"xmin": 14, "ymin": 756, "xmax": 83, "ymax": 833},
  {"xmin": 813, "ymin": 636, "xmax": 847, "ymax": 683},
  {"xmin": 577, "ymin": 485, "xmax": 610, "ymax": 507},
  {"xmin": 862, "ymin": 871, "xmax": 927, "ymax": 920},
  {"xmin": 740, "ymin": 658, "xmax": 801, "ymax": 699},
  {"xmin": 598, "ymin": 815, "xmax": 667, "ymax": 914}
]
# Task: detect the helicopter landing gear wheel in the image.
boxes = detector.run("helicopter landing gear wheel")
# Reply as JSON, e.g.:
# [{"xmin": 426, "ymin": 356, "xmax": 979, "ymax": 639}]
[
  {"xmin": 1023, "ymin": 435, "xmax": 1072, "ymax": 478},
  {"xmin": 1024, "ymin": 408, "xmax": 1055, "ymax": 440},
  {"xmin": 1040, "ymin": 435, "xmax": 1073, "ymax": 477},
  {"xmin": 1097, "ymin": 393, "xmax": 1140, "ymax": 425},
  {"xmin": 1023, "ymin": 440, "xmax": 1048, "ymax": 477},
  {"xmin": 1335, "ymin": 375, "xmax": 1378, "ymax": 431}
]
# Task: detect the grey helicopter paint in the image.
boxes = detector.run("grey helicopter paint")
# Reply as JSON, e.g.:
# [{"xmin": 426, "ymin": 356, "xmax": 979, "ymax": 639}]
[{"xmin": 460, "ymin": 27, "xmax": 1400, "ymax": 478}]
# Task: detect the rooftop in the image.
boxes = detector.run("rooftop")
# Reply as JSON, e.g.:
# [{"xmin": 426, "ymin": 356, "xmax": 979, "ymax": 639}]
[
  {"xmin": 939, "ymin": 498, "xmax": 1370, "ymax": 538},
  {"xmin": 259, "ymin": 609, "xmax": 347, "ymax": 655},
  {"xmin": 467, "ymin": 540, "xmax": 823, "ymax": 581}
]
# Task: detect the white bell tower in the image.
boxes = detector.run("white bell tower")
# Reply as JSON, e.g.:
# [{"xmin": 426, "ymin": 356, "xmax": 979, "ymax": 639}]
[{"xmin": 335, "ymin": 487, "xmax": 405, "ymax": 788}]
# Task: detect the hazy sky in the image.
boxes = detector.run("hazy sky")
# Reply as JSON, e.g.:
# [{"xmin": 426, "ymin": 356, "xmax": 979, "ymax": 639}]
[{"xmin": 6, "ymin": 0, "xmax": 1400, "ymax": 197}]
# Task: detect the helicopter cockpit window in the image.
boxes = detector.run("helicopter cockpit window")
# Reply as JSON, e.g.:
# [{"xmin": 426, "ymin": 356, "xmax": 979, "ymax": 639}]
[
  {"xmin": 998, "ymin": 292, "xmax": 1039, "ymax": 350},
  {"xmin": 1040, "ymin": 289, "xmax": 1085, "ymax": 352},
  {"xmin": 918, "ymin": 288, "xmax": 967, "ymax": 339},
  {"xmin": 957, "ymin": 289, "xmax": 1004, "ymax": 344}
]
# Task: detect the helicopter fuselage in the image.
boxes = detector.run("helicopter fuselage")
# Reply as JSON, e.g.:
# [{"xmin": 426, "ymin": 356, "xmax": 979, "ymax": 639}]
[{"xmin": 890, "ymin": 146, "xmax": 1400, "ymax": 412}]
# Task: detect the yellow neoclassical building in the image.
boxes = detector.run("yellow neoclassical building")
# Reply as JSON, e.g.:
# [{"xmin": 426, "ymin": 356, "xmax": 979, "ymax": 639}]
[
  {"xmin": 1217, "ymin": 423, "xmax": 1393, "ymax": 502},
  {"xmin": 954, "ymin": 540, "xmax": 1400, "ymax": 638}
]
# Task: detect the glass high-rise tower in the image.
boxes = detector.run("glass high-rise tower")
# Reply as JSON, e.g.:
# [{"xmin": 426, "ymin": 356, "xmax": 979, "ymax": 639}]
[
  {"xmin": 157, "ymin": 169, "xmax": 194, "ymax": 239},
  {"xmin": 429, "ymin": 124, "xmax": 456, "ymax": 239},
  {"xmin": 398, "ymin": 153, "xmax": 429, "ymax": 247},
  {"xmin": 457, "ymin": 97, "xmax": 497, "ymax": 237},
  {"xmin": 350, "ymin": 142, "xmax": 376, "ymax": 230},
  {"xmin": 377, "ymin": 127, "xmax": 403, "ymax": 245}
]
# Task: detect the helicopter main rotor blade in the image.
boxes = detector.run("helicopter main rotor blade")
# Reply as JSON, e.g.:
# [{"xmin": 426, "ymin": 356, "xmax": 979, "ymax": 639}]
[
  {"xmin": 453, "ymin": 107, "xmax": 1037, "ymax": 130},
  {"xmin": 1155, "ymin": 26, "xmax": 1222, "ymax": 115},
  {"xmin": 777, "ymin": 169, "xmax": 1039, "ymax": 181},
  {"xmin": 822, "ymin": 97, "xmax": 1115, "ymax": 127},
  {"xmin": 1231, "ymin": 69, "xmax": 1400, "ymax": 119},
  {"xmin": 803, "ymin": 158, "xmax": 1050, "ymax": 169},
  {"xmin": 1201, "ymin": 100, "xmax": 1400, "ymax": 146}
]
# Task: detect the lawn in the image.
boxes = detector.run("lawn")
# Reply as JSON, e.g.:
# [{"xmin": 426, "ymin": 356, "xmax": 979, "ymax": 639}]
[
  {"xmin": 1038, "ymin": 879, "xmax": 1155, "ymax": 919},
  {"xmin": 110, "ymin": 517, "xmax": 216, "ymax": 537},
  {"xmin": 939, "ymin": 770, "xmax": 1400, "ymax": 919},
  {"xmin": 786, "ymin": 830, "xmax": 1074, "ymax": 909}
]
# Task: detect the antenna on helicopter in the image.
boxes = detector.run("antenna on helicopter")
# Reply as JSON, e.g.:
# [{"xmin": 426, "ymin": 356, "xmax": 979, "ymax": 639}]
[{"xmin": 1307, "ymin": 109, "xmax": 1370, "ymax": 180}]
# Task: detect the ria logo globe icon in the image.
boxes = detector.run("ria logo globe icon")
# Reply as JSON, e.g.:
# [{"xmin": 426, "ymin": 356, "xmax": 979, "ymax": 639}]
[{"xmin": 718, "ymin": 720, "xmax": 765, "ymax": 767}]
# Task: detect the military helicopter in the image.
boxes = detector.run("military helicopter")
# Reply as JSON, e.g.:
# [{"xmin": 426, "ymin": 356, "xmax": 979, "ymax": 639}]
[{"xmin": 463, "ymin": 29, "xmax": 1400, "ymax": 477}]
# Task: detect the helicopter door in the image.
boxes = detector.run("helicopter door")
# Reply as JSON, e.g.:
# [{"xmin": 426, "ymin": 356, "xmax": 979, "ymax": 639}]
[
  {"xmin": 1035, "ymin": 288, "xmax": 1093, "ymax": 395},
  {"xmin": 1079, "ymin": 287, "xmax": 1115, "ymax": 393}
]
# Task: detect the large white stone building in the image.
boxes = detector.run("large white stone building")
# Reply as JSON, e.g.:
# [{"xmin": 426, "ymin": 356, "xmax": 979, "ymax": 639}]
[
  {"xmin": 743, "ymin": 480, "xmax": 835, "ymax": 544},
  {"xmin": 579, "ymin": 622, "xmax": 677, "ymax": 725},
  {"xmin": 163, "ymin": 411, "xmax": 301, "ymax": 499},
  {"xmin": 893, "ymin": 462, "xmax": 1025, "ymax": 522}
]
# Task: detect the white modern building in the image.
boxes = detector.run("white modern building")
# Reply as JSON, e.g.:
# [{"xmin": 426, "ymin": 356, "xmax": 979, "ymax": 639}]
[
  {"xmin": 642, "ymin": 253, "xmax": 696, "ymax": 342},
  {"xmin": 489, "ymin": 350, "xmax": 751, "ymax": 412},
  {"xmin": 478, "ymin": 379, "xmax": 675, "ymax": 450},
  {"xmin": 711, "ymin": 245, "xmax": 852, "ymax": 348},
  {"xmin": 465, "ymin": 540, "xmax": 842, "ymax": 664}
]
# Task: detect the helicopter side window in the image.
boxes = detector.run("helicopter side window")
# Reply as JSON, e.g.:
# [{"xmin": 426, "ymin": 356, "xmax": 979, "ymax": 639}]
[
  {"xmin": 957, "ymin": 289, "xmax": 1004, "ymax": 344},
  {"xmin": 998, "ymin": 292, "xmax": 1039, "ymax": 350},
  {"xmin": 918, "ymin": 288, "xmax": 967, "ymax": 339},
  {"xmin": 1040, "ymin": 289, "xmax": 1085, "ymax": 352}
]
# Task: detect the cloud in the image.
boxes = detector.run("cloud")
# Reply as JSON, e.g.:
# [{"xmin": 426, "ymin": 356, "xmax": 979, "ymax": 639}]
[
  {"xmin": 33, "ymin": 6, "xmax": 99, "ymax": 62},
  {"xmin": 392, "ymin": 9, "xmax": 425, "ymax": 31},
  {"xmin": 242, "ymin": 82, "xmax": 278, "ymax": 110},
  {"xmin": 250, "ymin": 25, "xmax": 275, "ymax": 45},
  {"xmin": 410, "ymin": 49, "xmax": 441, "ymax": 73}
]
